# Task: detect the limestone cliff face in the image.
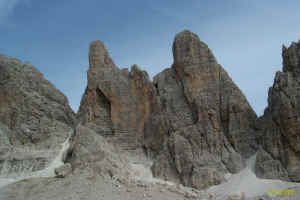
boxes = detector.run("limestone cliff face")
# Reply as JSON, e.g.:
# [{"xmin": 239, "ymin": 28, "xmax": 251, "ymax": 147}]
[
  {"xmin": 3, "ymin": 29, "xmax": 300, "ymax": 194},
  {"xmin": 172, "ymin": 31, "xmax": 258, "ymax": 157},
  {"xmin": 0, "ymin": 54, "xmax": 75, "ymax": 147},
  {"xmin": 255, "ymin": 42, "xmax": 300, "ymax": 182},
  {"xmin": 77, "ymin": 41, "xmax": 166, "ymax": 152},
  {"xmin": 77, "ymin": 31, "xmax": 258, "ymax": 189},
  {"xmin": 151, "ymin": 30, "xmax": 257, "ymax": 189},
  {"xmin": 0, "ymin": 54, "xmax": 75, "ymax": 176}
]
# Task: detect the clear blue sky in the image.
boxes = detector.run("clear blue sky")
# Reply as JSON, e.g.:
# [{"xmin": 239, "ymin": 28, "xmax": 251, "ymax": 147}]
[{"xmin": 1, "ymin": 0, "xmax": 300, "ymax": 116}]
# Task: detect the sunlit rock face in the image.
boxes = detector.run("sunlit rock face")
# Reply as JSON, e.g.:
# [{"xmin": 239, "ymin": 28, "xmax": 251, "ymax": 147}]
[
  {"xmin": 172, "ymin": 30, "xmax": 258, "ymax": 158},
  {"xmin": 256, "ymin": 42, "xmax": 300, "ymax": 182},
  {"xmin": 77, "ymin": 30, "xmax": 258, "ymax": 190},
  {"xmin": 3, "ymin": 29, "xmax": 300, "ymax": 195},
  {"xmin": 151, "ymin": 30, "xmax": 258, "ymax": 189},
  {"xmin": 77, "ymin": 40, "xmax": 166, "ymax": 152}
]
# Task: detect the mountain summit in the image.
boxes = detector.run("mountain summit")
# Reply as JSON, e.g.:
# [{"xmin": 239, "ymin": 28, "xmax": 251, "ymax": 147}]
[{"xmin": 0, "ymin": 30, "xmax": 300, "ymax": 200}]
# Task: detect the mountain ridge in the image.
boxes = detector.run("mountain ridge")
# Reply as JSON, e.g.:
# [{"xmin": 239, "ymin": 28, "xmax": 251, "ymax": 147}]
[{"xmin": 0, "ymin": 30, "xmax": 300, "ymax": 200}]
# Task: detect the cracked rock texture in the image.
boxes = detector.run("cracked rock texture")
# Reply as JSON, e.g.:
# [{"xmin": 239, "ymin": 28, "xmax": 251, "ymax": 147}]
[
  {"xmin": 77, "ymin": 30, "xmax": 259, "ymax": 190},
  {"xmin": 0, "ymin": 54, "xmax": 75, "ymax": 176},
  {"xmin": 151, "ymin": 30, "xmax": 257, "ymax": 189},
  {"xmin": 255, "ymin": 42, "xmax": 300, "ymax": 182},
  {"xmin": 0, "ymin": 54, "xmax": 75, "ymax": 147},
  {"xmin": 255, "ymin": 147, "xmax": 289, "ymax": 181},
  {"xmin": 77, "ymin": 41, "xmax": 166, "ymax": 153},
  {"xmin": 76, "ymin": 30, "xmax": 259, "ymax": 190},
  {"xmin": 1, "ymin": 30, "xmax": 300, "ymax": 199},
  {"xmin": 68, "ymin": 124, "xmax": 131, "ymax": 179}
]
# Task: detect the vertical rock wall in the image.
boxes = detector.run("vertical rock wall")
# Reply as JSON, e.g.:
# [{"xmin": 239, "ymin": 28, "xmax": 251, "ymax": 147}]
[
  {"xmin": 77, "ymin": 31, "xmax": 259, "ymax": 189},
  {"xmin": 256, "ymin": 42, "xmax": 300, "ymax": 181},
  {"xmin": 77, "ymin": 41, "xmax": 166, "ymax": 151},
  {"xmin": 151, "ymin": 30, "xmax": 257, "ymax": 189}
]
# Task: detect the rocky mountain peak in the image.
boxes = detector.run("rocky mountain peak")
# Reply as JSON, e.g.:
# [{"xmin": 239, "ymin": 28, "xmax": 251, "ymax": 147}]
[
  {"xmin": 79, "ymin": 39, "xmax": 166, "ymax": 153},
  {"xmin": 152, "ymin": 30, "xmax": 259, "ymax": 189},
  {"xmin": 282, "ymin": 41, "xmax": 300, "ymax": 74},
  {"xmin": 2, "ymin": 30, "xmax": 300, "ymax": 200},
  {"xmin": 255, "ymin": 40, "xmax": 300, "ymax": 182},
  {"xmin": 173, "ymin": 30, "xmax": 216, "ymax": 67},
  {"xmin": 89, "ymin": 40, "xmax": 114, "ymax": 70}
]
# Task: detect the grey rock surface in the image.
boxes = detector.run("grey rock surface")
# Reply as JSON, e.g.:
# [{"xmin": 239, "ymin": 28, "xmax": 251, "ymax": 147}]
[
  {"xmin": 0, "ymin": 122, "xmax": 12, "ymax": 148},
  {"xmin": 2, "ymin": 30, "xmax": 300, "ymax": 200},
  {"xmin": 172, "ymin": 30, "xmax": 258, "ymax": 158},
  {"xmin": 255, "ymin": 148, "xmax": 289, "ymax": 181},
  {"xmin": 256, "ymin": 41, "xmax": 300, "ymax": 182},
  {"xmin": 0, "ymin": 54, "xmax": 75, "ymax": 182},
  {"xmin": 152, "ymin": 30, "xmax": 256, "ymax": 189},
  {"xmin": 68, "ymin": 124, "xmax": 131, "ymax": 180},
  {"xmin": 0, "ymin": 123, "xmax": 211, "ymax": 200},
  {"xmin": 0, "ymin": 123, "xmax": 13, "ymax": 168},
  {"xmin": 0, "ymin": 54, "xmax": 75, "ymax": 148},
  {"xmin": 77, "ymin": 30, "xmax": 258, "ymax": 190}
]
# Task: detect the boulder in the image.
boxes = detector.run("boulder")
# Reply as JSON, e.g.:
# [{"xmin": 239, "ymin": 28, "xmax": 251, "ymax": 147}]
[
  {"xmin": 55, "ymin": 163, "xmax": 72, "ymax": 178},
  {"xmin": 69, "ymin": 124, "xmax": 131, "ymax": 180}
]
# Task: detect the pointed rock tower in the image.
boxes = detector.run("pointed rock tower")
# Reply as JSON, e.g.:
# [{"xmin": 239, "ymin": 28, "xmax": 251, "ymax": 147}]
[
  {"xmin": 78, "ymin": 30, "xmax": 258, "ymax": 189},
  {"xmin": 78, "ymin": 41, "xmax": 166, "ymax": 152},
  {"xmin": 152, "ymin": 30, "xmax": 258, "ymax": 189}
]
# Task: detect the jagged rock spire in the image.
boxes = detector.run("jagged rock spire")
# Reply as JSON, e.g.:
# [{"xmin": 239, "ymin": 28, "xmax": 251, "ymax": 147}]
[
  {"xmin": 89, "ymin": 40, "xmax": 114, "ymax": 69},
  {"xmin": 79, "ymin": 40, "xmax": 166, "ymax": 152},
  {"xmin": 256, "ymin": 40, "xmax": 300, "ymax": 182},
  {"xmin": 152, "ymin": 30, "xmax": 257, "ymax": 189},
  {"xmin": 172, "ymin": 30, "xmax": 216, "ymax": 66},
  {"xmin": 282, "ymin": 41, "xmax": 300, "ymax": 74}
]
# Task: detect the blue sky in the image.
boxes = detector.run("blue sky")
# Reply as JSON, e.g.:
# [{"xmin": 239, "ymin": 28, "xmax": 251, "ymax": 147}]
[{"xmin": 1, "ymin": 0, "xmax": 300, "ymax": 116}]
